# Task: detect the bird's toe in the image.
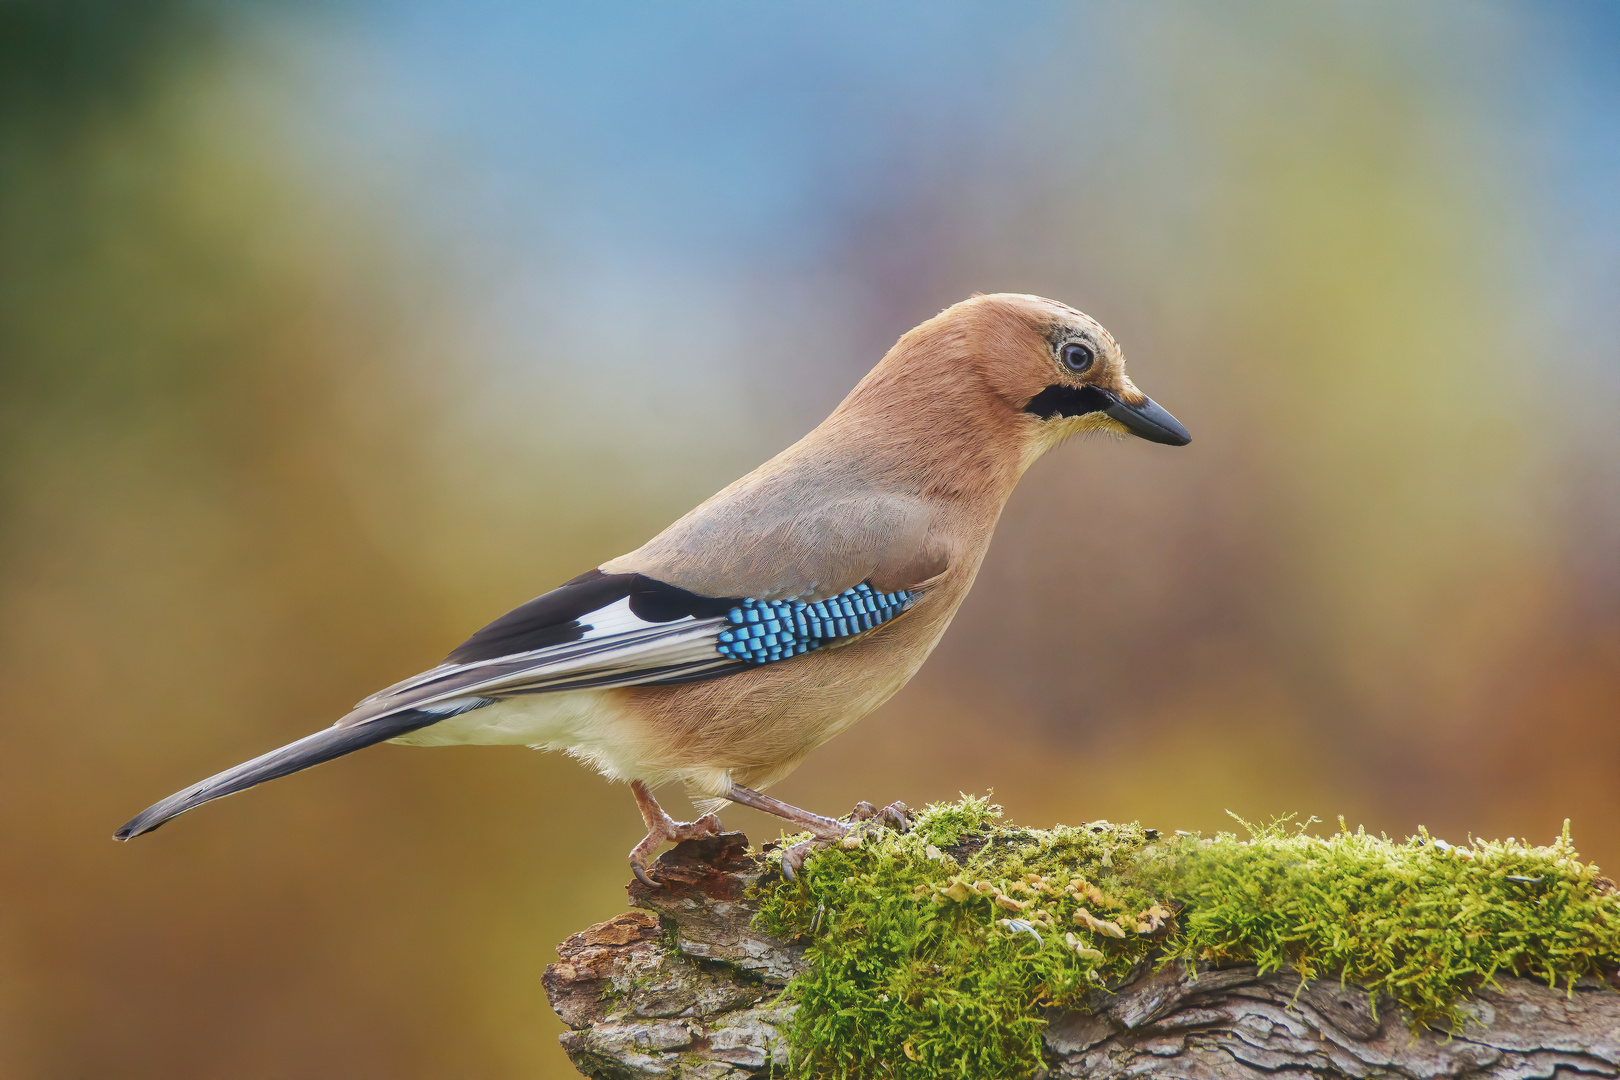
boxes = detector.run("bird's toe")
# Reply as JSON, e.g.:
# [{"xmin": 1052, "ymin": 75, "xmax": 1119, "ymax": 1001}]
[
  {"xmin": 874, "ymin": 800, "xmax": 914, "ymax": 833},
  {"xmin": 845, "ymin": 799, "xmax": 914, "ymax": 835},
  {"xmin": 780, "ymin": 838, "xmax": 822, "ymax": 882}
]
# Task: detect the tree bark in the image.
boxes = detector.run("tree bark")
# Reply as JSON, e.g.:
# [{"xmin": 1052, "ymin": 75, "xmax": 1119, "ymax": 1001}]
[{"xmin": 543, "ymin": 833, "xmax": 1620, "ymax": 1079}]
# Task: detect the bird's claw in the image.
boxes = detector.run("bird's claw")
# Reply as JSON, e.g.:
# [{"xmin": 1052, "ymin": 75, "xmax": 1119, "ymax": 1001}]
[
  {"xmin": 779, "ymin": 800, "xmax": 914, "ymax": 881},
  {"xmin": 859, "ymin": 800, "xmax": 914, "ymax": 833},
  {"xmin": 781, "ymin": 839, "xmax": 815, "ymax": 882},
  {"xmin": 628, "ymin": 810, "xmax": 723, "ymax": 889}
]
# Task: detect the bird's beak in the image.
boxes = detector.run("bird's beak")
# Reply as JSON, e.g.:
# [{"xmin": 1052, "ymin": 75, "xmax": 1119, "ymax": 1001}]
[{"xmin": 1104, "ymin": 393, "xmax": 1191, "ymax": 446}]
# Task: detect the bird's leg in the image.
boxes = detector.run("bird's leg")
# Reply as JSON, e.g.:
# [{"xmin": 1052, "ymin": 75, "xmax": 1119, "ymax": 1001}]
[
  {"xmin": 725, "ymin": 784, "xmax": 913, "ymax": 881},
  {"xmin": 723, "ymin": 783, "xmax": 850, "ymax": 840},
  {"xmin": 627, "ymin": 779, "xmax": 722, "ymax": 888}
]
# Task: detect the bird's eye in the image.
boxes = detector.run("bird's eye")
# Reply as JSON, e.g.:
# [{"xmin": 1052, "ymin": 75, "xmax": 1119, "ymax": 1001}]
[{"xmin": 1060, "ymin": 341, "xmax": 1095, "ymax": 374}]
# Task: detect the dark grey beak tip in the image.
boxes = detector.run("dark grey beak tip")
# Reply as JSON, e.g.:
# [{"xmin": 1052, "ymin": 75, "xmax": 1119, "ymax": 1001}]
[{"xmin": 1105, "ymin": 394, "xmax": 1191, "ymax": 446}]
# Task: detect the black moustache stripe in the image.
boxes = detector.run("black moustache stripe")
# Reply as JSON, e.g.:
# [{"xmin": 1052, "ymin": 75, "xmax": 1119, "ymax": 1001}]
[{"xmin": 1022, "ymin": 384, "xmax": 1114, "ymax": 419}]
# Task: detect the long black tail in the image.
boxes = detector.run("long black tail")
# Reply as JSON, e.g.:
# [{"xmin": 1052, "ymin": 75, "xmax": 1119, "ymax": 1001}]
[{"xmin": 113, "ymin": 709, "xmax": 445, "ymax": 840}]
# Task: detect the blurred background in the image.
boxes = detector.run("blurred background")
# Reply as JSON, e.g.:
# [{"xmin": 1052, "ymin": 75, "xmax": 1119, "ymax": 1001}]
[{"xmin": 2, "ymin": 1, "xmax": 1617, "ymax": 1076}]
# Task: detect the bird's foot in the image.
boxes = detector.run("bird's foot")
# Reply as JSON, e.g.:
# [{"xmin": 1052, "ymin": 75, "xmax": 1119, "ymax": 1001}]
[
  {"xmin": 628, "ymin": 779, "xmax": 723, "ymax": 889},
  {"xmin": 629, "ymin": 812, "xmax": 723, "ymax": 889},
  {"xmin": 848, "ymin": 799, "xmax": 915, "ymax": 832},
  {"xmin": 779, "ymin": 799, "xmax": 914, "ymax": 882}
]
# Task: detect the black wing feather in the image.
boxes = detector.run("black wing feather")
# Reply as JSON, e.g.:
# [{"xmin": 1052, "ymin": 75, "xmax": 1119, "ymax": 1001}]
[
  {"xmin": 444, "ymin": 571, "xmax": 743, "ymax": 664},
  {"xmin": 445, "ymin": 570, "xmax": 636, "ymax": 663}
]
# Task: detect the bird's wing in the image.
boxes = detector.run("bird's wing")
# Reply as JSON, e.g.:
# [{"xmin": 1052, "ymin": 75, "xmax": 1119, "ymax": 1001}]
[
  {"xmin": 345, "ymin": 487, "xmax": 942, "ymax": 723},
  {"xmin": 341, "ymin": 569, "xmax": 924, "ymax": 726},
  {"xmin": 344, "ymin": 572, "xmax": 737, "ymax": 722}
]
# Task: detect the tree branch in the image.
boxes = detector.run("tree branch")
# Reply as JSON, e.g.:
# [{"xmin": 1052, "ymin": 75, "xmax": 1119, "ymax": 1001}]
[{"xmin": 544, "ymin": 833, "xmax": 1620, "ymax": 1079}]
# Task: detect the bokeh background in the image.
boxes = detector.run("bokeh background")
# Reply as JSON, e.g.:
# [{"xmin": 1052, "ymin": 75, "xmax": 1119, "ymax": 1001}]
[{"xmin": 3, "ymin": 2, "xmax": 1617, "ymax": 1076}]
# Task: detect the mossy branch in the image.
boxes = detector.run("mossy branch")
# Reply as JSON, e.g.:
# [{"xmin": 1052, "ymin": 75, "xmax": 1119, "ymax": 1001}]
[{"xmin": 544, "ymin": 800, "xmax": 1620, "ymax": 1079}]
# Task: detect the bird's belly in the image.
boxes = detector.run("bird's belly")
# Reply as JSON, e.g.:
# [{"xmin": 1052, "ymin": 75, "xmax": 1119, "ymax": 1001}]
[
  {"xmin": 386, "ymin": 690, "xmax": 692, "ymax": 787},
  {"xmin": 615, "ymin": 609, "xmax": 950, "ymax": 792}
]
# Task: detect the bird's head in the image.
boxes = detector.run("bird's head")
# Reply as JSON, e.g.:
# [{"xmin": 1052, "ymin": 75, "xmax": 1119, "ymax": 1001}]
[
  {"xmin": 831, "ymin": 293, "xmax": 1189, "ymax": 485},
  {"xmin": 958, "ymin": 293, "xmax": 1191, "ymax": 457}
]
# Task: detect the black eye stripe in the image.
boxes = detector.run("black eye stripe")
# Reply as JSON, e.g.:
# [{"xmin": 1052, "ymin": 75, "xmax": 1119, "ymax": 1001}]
[{"xmin": 1060, "ymin": 341, "xmax": 1095, "ymax": 373}]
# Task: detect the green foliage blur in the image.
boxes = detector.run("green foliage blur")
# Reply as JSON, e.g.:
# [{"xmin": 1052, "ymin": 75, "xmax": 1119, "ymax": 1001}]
[{"xmin": 2, "ymin": 3, "xmax": 1615, "ymax": 1078}]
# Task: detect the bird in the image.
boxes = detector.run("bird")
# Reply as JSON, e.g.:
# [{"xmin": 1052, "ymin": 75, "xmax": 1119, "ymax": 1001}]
[{"xmin": 115, "ymin": 292, "xmax": 1190, "ymax": 882}]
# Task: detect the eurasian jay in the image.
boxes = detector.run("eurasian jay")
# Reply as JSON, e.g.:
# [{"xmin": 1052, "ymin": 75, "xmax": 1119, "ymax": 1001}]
[{"xmin": 115, "ymin": 293, "xmax": 1190, "ymax": 881}]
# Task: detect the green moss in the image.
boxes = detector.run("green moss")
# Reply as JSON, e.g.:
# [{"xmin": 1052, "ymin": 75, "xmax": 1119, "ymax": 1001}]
[{"xmin": 753, "ymin": 799, "xmax": 1620, "ymax": 1080}]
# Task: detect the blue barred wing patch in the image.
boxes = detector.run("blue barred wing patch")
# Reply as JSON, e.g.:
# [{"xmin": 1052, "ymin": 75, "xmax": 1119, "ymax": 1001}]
[{"xmin": 715, "ymin": 583, "xmax": 914, "ymax": 665}]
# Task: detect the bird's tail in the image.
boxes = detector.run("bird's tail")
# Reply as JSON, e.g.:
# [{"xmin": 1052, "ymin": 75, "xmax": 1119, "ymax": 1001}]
[{"xmin": 113, "ymin": 709, "xmax": 444, "ymax": 840}]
